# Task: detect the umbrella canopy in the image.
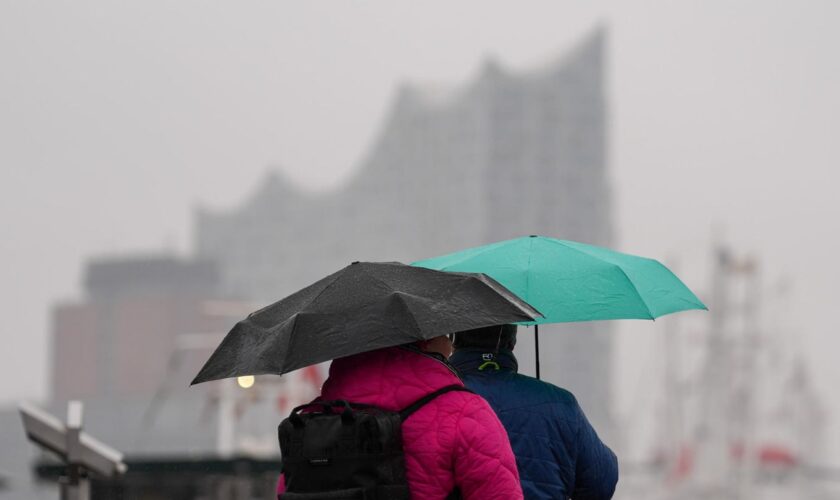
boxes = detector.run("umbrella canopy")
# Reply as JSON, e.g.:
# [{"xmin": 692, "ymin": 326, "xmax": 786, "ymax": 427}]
[
  {"xmin": 192, "ymin": 261, "xmax": 541, "ymax": 384},
  {"xmin": 413, "ymin": 235, "xmax": 706, "ymax": 324}
]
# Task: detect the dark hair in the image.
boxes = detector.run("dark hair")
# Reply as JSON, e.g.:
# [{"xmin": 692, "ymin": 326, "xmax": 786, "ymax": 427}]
[{"xmin": 452, "ymin": 324, "xmax": 518, "ymax": 352}]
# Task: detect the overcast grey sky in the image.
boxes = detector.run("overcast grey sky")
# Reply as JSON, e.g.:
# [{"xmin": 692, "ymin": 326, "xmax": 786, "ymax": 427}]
[{"xmin": 2, "ymin": 0, "xmax": 839, "ymax": 461}]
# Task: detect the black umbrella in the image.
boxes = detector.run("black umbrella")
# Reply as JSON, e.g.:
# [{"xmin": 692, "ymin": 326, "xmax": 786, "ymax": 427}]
[{"xmin": 191, "ymin": 261, "xmax": 541, "ymax": 384}]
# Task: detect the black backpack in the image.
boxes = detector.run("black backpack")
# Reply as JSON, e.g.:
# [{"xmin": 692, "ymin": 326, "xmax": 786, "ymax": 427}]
[{"xmin": 277, "ymin": 384, "xmax": 472, "ymax": 500}]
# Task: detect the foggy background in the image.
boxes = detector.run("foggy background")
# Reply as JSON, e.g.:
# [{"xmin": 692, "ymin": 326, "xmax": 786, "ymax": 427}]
[{"xmin": 2, "ymin": 0, "xmax": 839, "ymax": 494}]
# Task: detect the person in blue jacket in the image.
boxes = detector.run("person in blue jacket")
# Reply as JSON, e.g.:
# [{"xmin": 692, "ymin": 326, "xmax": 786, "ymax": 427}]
[{"xmin": 449, "ymin": 324, "xmax": 618, "ymax": 500}]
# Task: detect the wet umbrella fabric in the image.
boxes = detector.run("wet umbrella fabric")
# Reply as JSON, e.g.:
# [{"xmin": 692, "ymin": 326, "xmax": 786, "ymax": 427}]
[
  {"xmin": 191, "ymin": 261, "xmax": 541, "ymax": 384},
  {"xmin": 413, "ymin": 236, "xmax": 706, "ymax": 323},
  {"xmin": 412, "ymin": 236, "xmax": 706, "ymax": 378}
]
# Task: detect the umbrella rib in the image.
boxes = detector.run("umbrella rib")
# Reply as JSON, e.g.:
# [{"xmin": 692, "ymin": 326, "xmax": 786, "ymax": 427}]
[
  {"xmin": 391, "ymin": 292, "xmax": 424, "ymax": 338},
  {"xmin": 367, "ymin": 272, "xmax": 396, "ymax": 294},
  {"xmin": 364, "ymin": 273, "xmax": 425, "ymax": 334},
  {"xmin": 476, "ymin": 274, "xmax": 543, "ymax": 320},
  {"xmin": 611, "ymin": 264, "xmax": 656, "ymax": 320},
  {"xmin": 293, "ymin": 272, "xmax": 345, "ymax": 315},
  {"xmin": 419, "ymin": 239, "xmax": 515, "ymax": 270},
  {"xmin": 275, "ymin": 313, "xmax": 301, "ymax": 374},
  {"xmin": 541, "ymin": 239, "xmax": 659, "ymax": 318},
  {"xmin": 525, "ymin": 235, "xmax": 534, "ymax": 304},
  {"xmin": 543, "ymin": 238, "xmax": 629, "ymax": 262},
  {"xmin": 543, "ymin": 238, "xmax": 661, "ymax": 270},
  {"xmin": 545, "ymin": 239, "xmax": 707, "ymax": 318}
]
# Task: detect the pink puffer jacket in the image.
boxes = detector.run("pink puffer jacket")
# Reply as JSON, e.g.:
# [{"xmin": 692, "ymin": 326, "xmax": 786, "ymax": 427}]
[{"xmin": 278, "ymin": 346, "xmax": 523, "ymax": 500}]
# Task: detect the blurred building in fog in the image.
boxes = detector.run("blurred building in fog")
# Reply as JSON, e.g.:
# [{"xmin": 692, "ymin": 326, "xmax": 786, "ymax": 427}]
[
  {"xmin": 51, "ymin": 256, "xmax": 226, "ymax": 402},
  {"xmin": 4, "ymin": 255, "xmax": 294, "ymax": 498},
  {"xmin": 45, "ymin": 254, "xmax": 260, "ymax": 456},
  {"xmin": 47, "ymin": 254, "xmax": 312, "ymax": 457},
  {"xmin": 197, "ymin": 29, "xmax": 615, "ymax": 430}
]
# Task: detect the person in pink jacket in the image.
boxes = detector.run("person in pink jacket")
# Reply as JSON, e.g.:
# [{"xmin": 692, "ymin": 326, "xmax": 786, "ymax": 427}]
[{"xmin": 277, "ymin": 336, "xmax": 524, "ymax": 500}]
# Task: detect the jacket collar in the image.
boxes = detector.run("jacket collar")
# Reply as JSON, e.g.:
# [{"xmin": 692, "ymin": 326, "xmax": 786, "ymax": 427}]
[
  {"xmin": 398, "ymin": 344, "xmax": 462, "ymax": 380},
  {"xmin": 449, "ymin": 348, "xmax": 518, "ymax": 374}
]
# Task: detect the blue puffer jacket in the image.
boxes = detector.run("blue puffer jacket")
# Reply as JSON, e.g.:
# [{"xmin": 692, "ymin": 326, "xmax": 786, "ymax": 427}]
[{"xmin": 450, "ymin": 349, "xmax": 618, "ymax": 500}]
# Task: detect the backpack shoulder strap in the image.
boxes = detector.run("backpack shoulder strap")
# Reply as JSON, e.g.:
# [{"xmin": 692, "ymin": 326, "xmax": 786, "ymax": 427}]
[{"xmin": 399, "ymin": 384, "xmax": 474, "ymax": 421}]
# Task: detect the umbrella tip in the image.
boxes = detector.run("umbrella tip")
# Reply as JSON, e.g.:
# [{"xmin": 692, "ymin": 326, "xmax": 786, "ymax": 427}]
[
  {"xmin": 351, "ymin": 261, "xmax": 360, "ymax": 265},
  {"xmin": 529, "ymin": 234, "xmax": 539, "ymax": 238}
]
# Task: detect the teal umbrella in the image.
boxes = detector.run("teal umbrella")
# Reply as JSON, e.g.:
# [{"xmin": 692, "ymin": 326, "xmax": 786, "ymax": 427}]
[{"xmin": 413, "ymin": 235, "xmax": 706, "ymax": 378}]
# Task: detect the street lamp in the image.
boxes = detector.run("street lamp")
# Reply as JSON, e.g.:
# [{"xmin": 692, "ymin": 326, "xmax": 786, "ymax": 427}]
[{"xmin": 236, "ymin": 375, "xmax": 255, "ymax": 389}]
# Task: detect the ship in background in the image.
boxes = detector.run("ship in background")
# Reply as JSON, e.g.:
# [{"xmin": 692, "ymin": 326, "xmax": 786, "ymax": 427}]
[{"xmin": 620, "ymin": 246, "xmax": 839, "ymax": 499}]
